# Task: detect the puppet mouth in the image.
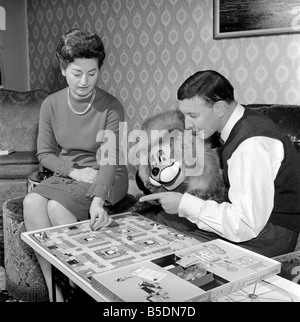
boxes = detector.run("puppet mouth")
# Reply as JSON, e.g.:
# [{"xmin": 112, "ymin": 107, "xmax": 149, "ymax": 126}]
[
  {"xmin": 150, "ymin": 161, "xmax": 180, "ymax": 185},
  {"xmin": 162, "ymin": 168, "xmax": 186, "ymax": 191},
  {"xmin": 149, "ymin": 160, "xmax": 185, "ymax": 190},
  {"xmin": 161, "ymin": 168, "xmax": 182, "ymax": 187}
]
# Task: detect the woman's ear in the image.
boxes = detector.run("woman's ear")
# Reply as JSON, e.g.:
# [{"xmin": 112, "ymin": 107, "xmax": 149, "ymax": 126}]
[
  {"xmin": 213, "ymin": 101, "xmax": 226, "ymax": 118},
  {"xmin": 58, "ymin": 59, "xmax": 68, "ymax": 77}
]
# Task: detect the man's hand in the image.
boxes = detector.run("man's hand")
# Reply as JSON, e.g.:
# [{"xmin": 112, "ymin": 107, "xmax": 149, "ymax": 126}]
[
  {"xmin": 69, "ymin": 167, "xmax": 98, "ymax": 184},
  {"xmin": 89, "ymin": 197, "xmax": 113, "ymax": 231},
  {"xmin": 139, "ymin": 192, "xmax": 184, "ymax": 214}
]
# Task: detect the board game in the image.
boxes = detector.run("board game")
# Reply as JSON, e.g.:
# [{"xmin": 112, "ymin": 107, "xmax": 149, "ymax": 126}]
[
  {"xmin": 22, "ymin": 212, "xmax": 200, "ymax": 283},
  {"xmin": 22, "ymin": 212, "xmax": 282, "ymax": 302},
  {"xmin": 91, "ymin": 239, "xmax": 282, "ymax": 302}
]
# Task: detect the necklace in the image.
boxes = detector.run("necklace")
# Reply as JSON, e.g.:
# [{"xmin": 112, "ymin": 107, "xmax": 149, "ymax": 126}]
[{"xmin": 67, "ymin": 87, "xmax": 96, "ymax": 115}]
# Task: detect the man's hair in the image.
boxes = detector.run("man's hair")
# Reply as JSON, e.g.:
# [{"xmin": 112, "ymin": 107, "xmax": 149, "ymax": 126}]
[
  {"xmin": 177, "ymin": 70, "xmax": 235, "ymax": 105},
  {"xmin": 56, "ymin": 27, "xmax": 106, "ymax": 69}
]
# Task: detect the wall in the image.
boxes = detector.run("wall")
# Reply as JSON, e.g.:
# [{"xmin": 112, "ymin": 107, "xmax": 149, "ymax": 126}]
[
  {"xmin": 0, "ymin": 0, "xmax": 29, "ymax": 91},
  {"xmin": 27, "ymin": 0, "xmax": 300, "ymax": 179}
]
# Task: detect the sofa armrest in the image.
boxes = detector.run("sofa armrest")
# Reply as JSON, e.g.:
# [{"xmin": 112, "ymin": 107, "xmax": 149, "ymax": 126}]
[{"xmin": 0, "ymin": 89, "xmax": 49, "ymax": 151}]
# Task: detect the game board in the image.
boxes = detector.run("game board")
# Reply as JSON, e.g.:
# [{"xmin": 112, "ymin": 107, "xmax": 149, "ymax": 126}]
[{"xmin": 25, "ymin": 213, "xmax": 200, "ymax": 283}]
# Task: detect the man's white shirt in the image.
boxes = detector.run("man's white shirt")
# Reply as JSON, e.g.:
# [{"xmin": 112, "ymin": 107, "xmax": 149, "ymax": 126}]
[{"xmin": 178, "ymin": 104, "xmax": 284, "ymax": 242}]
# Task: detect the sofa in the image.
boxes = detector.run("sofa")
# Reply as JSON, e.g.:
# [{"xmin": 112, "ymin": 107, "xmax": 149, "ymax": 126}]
[
  {"xmin": 244, "ymin": 103, "xmax": 300, "ymax": 144},
  {"xmin": 0, "ymin": 89, "xmax": 49, "ymax": 215}
]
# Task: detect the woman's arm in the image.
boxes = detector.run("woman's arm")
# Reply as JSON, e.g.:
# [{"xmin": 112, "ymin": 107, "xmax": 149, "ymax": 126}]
[
  {"xmin": 37, "ymin": 98, "xmax": 79, "ymax": 176},
  {"xmin": 86, "ymin": 99, "xmax": 125, "ymax": 202}
]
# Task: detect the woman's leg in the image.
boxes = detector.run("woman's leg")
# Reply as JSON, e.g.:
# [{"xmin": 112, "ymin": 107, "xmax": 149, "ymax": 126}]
[
  {"xmin": 47, "ymin": 200, "xmax": 78, "ymax": 226},
  {"xmin": 23, "ymin": 193, "xmax": 56, "ymax": 301},
  {"xmin": 23, "ymin": 194, "xmax": 78, "ymax": 302},
  {"xmin": 23, "ymin": 193, "xmax": 51, "ymax": 230},
  {"xmin": 47, "ymin": 200, "xmax": 80, "ymax": 298}
]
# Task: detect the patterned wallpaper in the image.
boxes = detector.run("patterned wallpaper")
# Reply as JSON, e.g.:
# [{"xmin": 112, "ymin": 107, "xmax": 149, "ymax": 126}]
[{"xmin": 27, "ymin": 0, "xmax": 300, "ymax": 179}]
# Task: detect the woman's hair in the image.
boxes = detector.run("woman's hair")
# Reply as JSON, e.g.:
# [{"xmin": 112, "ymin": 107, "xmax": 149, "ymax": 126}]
[
  {"xmin": 56, "ymin": 28, "xmax": 106, "ymax": 69},
  {"xmin": 177, "ymin": 70, "xmax": 235, "ymax": 105}
]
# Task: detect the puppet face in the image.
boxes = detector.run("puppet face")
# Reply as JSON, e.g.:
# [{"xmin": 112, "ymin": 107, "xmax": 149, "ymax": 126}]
[
  {"xmin": 137, "ymin": 110, "xmax": 226, "ymax": 202},
  {"xmin": 148, "ymin": 144, "xmax": 186, "ymax": 191}
]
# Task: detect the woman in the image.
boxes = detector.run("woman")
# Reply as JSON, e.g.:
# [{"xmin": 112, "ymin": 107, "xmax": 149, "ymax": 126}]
[{"xmin": 23, "ymin": 28, "xmax": 128, "ymax": 301}]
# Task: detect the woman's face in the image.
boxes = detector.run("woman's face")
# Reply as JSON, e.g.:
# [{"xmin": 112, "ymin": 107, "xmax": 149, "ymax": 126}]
[{"xmin": 62, "ymin": 58, "xmax": 99, "ymax": 99}]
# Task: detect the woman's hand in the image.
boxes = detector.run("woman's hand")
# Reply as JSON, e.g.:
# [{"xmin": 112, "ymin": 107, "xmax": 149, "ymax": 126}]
[
  {"xmin": 69, "ymin": 167, "xmax": 98, "ymax": 184},
  {"xmin": 89, "ymin": 197, "xmax": 113, "ymax": 231}
]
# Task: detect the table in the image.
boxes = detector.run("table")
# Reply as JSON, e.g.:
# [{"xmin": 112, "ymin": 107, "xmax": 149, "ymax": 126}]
[
  {"xmin": 22, "ymin": 225, "xmax": 108, "ymax": 302},
  {"xmin": 21, "ymin": 215, "xmax": 300, "ymax": 302}
]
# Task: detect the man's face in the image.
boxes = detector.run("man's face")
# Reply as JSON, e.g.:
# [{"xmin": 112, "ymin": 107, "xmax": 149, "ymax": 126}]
[{"xmin": 179, "ymin": 97, "xmax": 220, "ymax": 139}]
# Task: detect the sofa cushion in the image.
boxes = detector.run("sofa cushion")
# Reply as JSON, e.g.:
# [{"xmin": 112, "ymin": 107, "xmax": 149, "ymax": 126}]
[
  {"xmin": 0, "ymin": 152, "xmax": 39, "ymax": 179},
  {"xmin": 0, "ymin": 89, "xmax": 49, "ymax": 152},
  {"xmin": 244, "ymin": 104, "xmax": 300, "ymax": 139}
]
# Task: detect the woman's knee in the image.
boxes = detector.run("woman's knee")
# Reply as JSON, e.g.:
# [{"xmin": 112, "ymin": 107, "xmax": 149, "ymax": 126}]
[
  {"xmin": 23, "ymin": 193, "xmax": 46, "ymax": 226},
  {"xmin": 23, "ymin": 193, "xmax": 41, "ymax": 215},
  {"xmin": 47, "ymin": 200, "xmax": 61, "ymax": 223},
  {"xmin": 47, "ymin": 200, "xmax": 76, "ymax": 226}
]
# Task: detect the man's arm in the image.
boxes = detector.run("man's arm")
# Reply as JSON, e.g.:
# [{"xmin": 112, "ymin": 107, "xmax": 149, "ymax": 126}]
[
  {"xmin": 141, "ymin": 137, "xmax": 284, "ymax": 243},
  {"xmin": 178, "ymin": 137, "xmax": 284, "ymax": 242}
]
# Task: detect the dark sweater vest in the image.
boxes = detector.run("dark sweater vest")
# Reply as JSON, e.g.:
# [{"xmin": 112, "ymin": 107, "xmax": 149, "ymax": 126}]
[{"xmin": 221, "ymin": 109, "xmax": 300, "ymax": 232}]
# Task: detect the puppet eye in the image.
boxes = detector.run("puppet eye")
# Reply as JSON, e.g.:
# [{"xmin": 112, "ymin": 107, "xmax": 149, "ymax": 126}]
[{"xmin": 152, "ymin": 168, "xmax": 160, "ymax": 177}]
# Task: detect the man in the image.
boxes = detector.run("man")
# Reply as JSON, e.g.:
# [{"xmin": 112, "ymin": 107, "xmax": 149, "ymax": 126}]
[{"xmin": 140, "ymin": 70, "xmax": 300, "ymax": 257}]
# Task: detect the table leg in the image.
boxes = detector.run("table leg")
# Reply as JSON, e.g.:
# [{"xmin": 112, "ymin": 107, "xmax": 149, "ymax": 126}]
[{"xmin": 51, "ymin": 265, "xmax": 57, "ymax": 303}]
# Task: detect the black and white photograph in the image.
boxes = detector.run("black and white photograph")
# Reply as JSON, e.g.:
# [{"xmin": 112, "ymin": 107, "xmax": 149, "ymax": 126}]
[{"xmin": 0, "ymin": 0, "xmax": 300, "ymax": 306}]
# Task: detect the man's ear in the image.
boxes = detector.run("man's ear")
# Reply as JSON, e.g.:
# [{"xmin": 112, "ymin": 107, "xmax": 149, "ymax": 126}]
[
  {"xmin": 61, "ymin": 67, "xmax": 66, "ymax": 77},
  {"xmin": 213, "ymin": 101, "xmax": 226, "ymax": 118}
]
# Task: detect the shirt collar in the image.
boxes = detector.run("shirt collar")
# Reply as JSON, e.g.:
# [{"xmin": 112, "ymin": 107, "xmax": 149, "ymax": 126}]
[{"xmin": 220, "ymin": 104, "xmax": 245, "ymax": 143}]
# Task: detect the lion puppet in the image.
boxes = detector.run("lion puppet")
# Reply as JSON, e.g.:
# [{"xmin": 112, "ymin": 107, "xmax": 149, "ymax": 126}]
[{"xmin": 135, "ymin": 110, "xmax": 227, "ymax": 208}]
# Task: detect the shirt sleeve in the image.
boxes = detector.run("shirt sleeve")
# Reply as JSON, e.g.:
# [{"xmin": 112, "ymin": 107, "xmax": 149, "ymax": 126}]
[
  {"xmin": 178, "ymin": 137, "xmax": 284, "ymax": 242},
  {"xmin": 86, "ymin": 99, "xmax": 125, "ymax": 202}
]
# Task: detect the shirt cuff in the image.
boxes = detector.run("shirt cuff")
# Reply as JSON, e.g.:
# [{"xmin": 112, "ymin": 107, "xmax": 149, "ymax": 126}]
[
  {"xmin": 86, "ymin": 182, "xmax": 113, "ymax": 203},
  {"xmin": 178, "ymin": 193, "xmax": 205, "ymax": 222}
]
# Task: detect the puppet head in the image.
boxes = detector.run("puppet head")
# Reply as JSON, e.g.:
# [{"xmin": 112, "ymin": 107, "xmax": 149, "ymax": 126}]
[{"xmin": 137, "ymin": 110, "xmax": 226, "ymax": 202}]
